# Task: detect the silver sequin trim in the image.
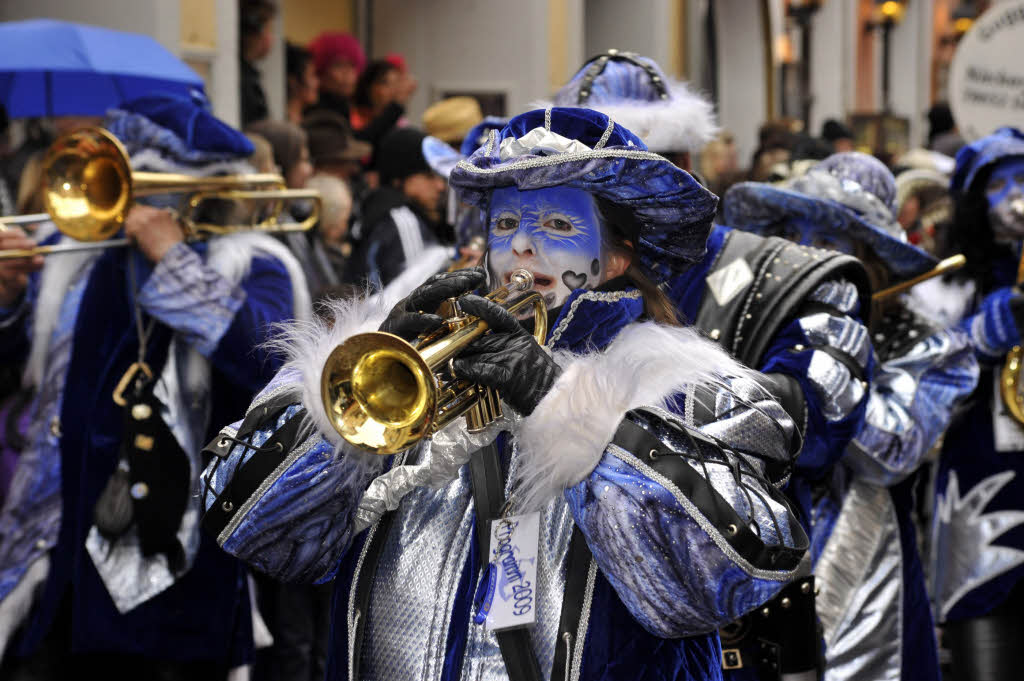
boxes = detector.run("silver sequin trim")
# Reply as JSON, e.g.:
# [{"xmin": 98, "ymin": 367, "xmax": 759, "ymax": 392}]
[
  {"xmin": 348, "ymin": 513, "xmax": 384, "ymax": 681},
  {"xmin": 606, "ymin": 444, "xmax": 798, "ymax": 581},
  {"xmin": 217, "ymin": 432, "xmax": 321, "ymax": 547},
  {"xmin": 569, "ymin": 559, "xmax": 598, "ymax": 681},
  {"xmin": 247, "ymin": 381, "xmax": 301, "ymax": 413},
  {"xmin": 548, "ymin": 290, "xmax": 642, "ymax": 347},
  {"xmin": 594, "ymin": 116, "xmax": 616, "ymax": 150}
]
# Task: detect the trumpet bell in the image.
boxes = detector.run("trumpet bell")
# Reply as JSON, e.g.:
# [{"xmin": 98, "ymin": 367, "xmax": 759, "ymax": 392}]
[
  {"xmin": 41, "ymin": 127, "xmax": 132, "ymax": 242},
  {"xmin": 322, "ymin": 332, "xmax": 437, "ymax": 455}
]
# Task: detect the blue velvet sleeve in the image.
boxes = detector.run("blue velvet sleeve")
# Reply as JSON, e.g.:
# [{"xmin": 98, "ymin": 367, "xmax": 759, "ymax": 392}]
[
  {"xmin": 199, "ymin": 369, "xmax": 386, "ymax": 583},
  {"xmin": 758, "ymin": 279, "xmax": 873, "ymax": 478},
  {"xmin": 844, "ymin": 326, "xmax": 978, "ymax": 486},
  {"xmin": 565, "ymin": 377, "xmax": 806, "ymax": 638},
  {"xmin": 137, "ymin": 244, "xmax": 294, "ymax": 392}
]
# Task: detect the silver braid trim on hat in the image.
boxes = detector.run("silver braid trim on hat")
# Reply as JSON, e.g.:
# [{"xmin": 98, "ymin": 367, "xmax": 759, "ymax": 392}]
[
  {"xmin": 454, "ymin": 147, "xmax": 669, "ymax": 176},
  {"xmin": 594, "ymin": 116, "xmax": 616, "ymax": 150}
]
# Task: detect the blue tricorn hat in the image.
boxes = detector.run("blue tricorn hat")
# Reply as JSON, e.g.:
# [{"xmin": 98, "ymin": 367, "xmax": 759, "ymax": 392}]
[
  {"xmin": 950, "ymin": 127, "xmax": 1024, "ymax": 196},
  {"xmin": 724, "ymin": 151, "xmax": 937, "ymax": 278},
  {"xmin": 448, "ymin": 107, "xmax": 718, "ymax": 283}
]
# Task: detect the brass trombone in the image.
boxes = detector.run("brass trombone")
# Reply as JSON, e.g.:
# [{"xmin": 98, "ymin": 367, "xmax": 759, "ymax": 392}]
[
  {"xmin": 321, "ymin": 270, "xmax": 548, "ymax": 455},
  {"xmin": 0, "ymin": 127, "xmax": 320, "ymax": 260},
  {"xmin": 871, "ymin": 254, "xmax": 967, "ymax": 301}
]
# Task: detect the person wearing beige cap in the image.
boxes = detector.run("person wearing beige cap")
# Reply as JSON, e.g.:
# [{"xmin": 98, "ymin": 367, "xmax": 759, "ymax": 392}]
[{"xmin": 422, "ymin": 96, "xmax": 483, "ymax": 148}]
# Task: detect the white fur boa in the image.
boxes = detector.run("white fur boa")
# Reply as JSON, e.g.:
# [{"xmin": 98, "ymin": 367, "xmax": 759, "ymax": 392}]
[
  {"xmin": 513, "ymin": 322, "xmax": 752, "ymax": 511},
  {"xmin": 533, "ymin": 79, "xmax": 720, "ymax": 154},
  {"xmin": 276, "ymin": 301, "xmax": 755, "ymax": 511}
]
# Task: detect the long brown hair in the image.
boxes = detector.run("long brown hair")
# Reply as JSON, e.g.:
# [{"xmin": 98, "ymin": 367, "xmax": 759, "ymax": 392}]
[
  {"xmin": 853, "ymin": 242, "xmax": 898, "ymax": 328},
  {"xmin": 595, "ymin": 196, "xmax": 681, "ymax": 326}
]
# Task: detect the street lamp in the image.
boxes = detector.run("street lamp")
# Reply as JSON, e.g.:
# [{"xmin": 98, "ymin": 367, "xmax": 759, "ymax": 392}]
[
  {"xmin": 787, "ymin": 0, "xmax": 825, "ymax": 132},
  {"xmin": 870, "ymin": 0, "xmax": 908, "ymax": 112}
]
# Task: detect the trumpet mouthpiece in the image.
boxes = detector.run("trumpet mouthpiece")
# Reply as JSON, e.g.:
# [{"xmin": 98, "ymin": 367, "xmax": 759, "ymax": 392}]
[{"xmin": 508, "ymin": 269, "xmax": 534, "ymax": 290}]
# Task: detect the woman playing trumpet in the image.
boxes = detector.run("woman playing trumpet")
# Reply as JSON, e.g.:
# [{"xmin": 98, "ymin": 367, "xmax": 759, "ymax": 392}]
[{"xmin": 199, "ymin": 108, "xmax": 811, "ymax": 681}]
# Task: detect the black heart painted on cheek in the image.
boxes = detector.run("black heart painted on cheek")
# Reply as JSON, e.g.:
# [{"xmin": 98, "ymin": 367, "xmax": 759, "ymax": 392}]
[{"xmin": 562, "ymin": 271, "xmax": 588, "ymax": 290}]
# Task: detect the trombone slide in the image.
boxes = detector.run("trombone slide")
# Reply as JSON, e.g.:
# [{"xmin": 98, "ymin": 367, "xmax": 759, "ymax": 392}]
[{"xmin": 871, "ymin": 254, "xmax": 967, "ymax": 301}]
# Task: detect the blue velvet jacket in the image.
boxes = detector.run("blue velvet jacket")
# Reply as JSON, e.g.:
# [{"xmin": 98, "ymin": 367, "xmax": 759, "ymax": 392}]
[
  {"xmin": 201, "ymin": 283, "xmax": 810, "ymax": 681},
  {"xmin": 0, "ymin": 234, "xmax": 296, "ymax": 665}
]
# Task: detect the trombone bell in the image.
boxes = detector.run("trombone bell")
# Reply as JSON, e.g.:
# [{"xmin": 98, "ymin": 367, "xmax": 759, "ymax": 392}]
[{"xmin": 42, "ymin": 127, "xmax": 132, "ymax": 242}]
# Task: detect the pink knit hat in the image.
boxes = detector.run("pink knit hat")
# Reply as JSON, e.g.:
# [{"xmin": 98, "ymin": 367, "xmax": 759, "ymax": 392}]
[{"xmin": 308, "ymin": 32, "xmax": 366, "ymax": 76}]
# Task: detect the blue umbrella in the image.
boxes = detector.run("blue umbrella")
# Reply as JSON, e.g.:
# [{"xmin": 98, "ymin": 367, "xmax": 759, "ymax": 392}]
[{"xmin": 0, "ymin": 19, "xmax": 205, "ymax": 118}]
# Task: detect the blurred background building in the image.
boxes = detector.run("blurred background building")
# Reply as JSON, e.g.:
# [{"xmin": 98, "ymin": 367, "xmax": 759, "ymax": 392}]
[{"xmin": 0, "ymin": 0, "xmax": 999, "ymax": 163}]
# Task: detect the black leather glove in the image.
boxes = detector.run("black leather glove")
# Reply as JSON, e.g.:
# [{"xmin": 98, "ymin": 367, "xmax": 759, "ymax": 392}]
[
  {"xmin": 379, "ymin": 267, "xmax": 486, "ymax": 341},
  {"xmin": 451, "ymin": 294, "xmax": 561, "ymax": 416}
]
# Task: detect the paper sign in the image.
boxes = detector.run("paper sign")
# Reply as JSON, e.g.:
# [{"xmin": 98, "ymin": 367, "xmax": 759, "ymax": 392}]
[
  {"xmin": 482, "ymin": 511, "xmax": 539, "ymax": 631},
  {"xmin": 949, "ymin": 2, "xmax": 1024, "ymax": 141}
]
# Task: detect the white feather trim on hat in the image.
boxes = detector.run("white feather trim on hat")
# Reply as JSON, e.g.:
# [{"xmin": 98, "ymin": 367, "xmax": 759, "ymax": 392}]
[
  {"xmin": 533, "ymin": 79, "xmax": 720, "ymax": 154},
  {"xmin": 513, "ymin": 322, "xmax": 754, "ymax": 511}
]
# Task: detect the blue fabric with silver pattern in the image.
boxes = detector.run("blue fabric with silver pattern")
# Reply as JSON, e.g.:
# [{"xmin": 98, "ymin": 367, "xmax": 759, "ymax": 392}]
[{"xmin": 202, "ymin": 286, "xmax": 806, "ymax": 681}]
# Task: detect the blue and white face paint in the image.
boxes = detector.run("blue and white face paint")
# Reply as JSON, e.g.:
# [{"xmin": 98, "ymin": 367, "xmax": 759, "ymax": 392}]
[
  {"xmin": 486, "ymin": 186, "xmax": 605, "ymax": 309},
  {"xmin": 986, "ymin": 158, "xmax": 1024, "ymax": 242}
]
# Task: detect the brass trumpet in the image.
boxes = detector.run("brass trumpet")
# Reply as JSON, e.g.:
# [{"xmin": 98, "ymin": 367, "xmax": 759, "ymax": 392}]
[
  {"xmin": 1001, "ymin": 250, "xmax": 1024, "ymax": 424},
  {"xmin": 321, "ymin": 270, "xmax": 548, "ymax": 455},
  {"xmin": 0, "ymin": 127, "xmax": 320, "ymax": 260}
]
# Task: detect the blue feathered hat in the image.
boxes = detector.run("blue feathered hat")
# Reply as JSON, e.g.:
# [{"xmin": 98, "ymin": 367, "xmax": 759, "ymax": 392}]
[
  {"xmin": 103, "ymin": 91, "xmax": 254, "ymax": 171},
  {"xmin": 546, "ymin": 51, "xmax": 718, "ymax": 154},
  {"xmin": 448, "ymin": 107, "xmax": 717, "ymax": 283},
  {"xmin": 950, "ymin": 127, "xmax": 1024, "ymax": 196},
  {"xmin": 724, "ymin": 151, "xmax": 937, "ymax": 278}
]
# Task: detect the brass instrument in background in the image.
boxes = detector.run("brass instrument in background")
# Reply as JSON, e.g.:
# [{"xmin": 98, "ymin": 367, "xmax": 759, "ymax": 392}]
[
  {"xmin": 321, "ymin": 270, "xmax": 547, "ymax": 455},
  {"xmin": 0, "ymin": 127, "xmax": 320, "ymax": 260},
  {"xmin": 1001, "ymin": 247, "xmax": 1024, "ymax": 424},
  {"xmin": 871, "ymin": 254, "xmax": 967, "ymax": 301}
]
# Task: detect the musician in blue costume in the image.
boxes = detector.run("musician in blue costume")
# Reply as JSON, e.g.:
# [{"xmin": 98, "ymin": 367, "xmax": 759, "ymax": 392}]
[
  {"xmin": 561, "ymin": 52, "xmax": 876, "ymax": 679},
  {"xmin": 0, "ymin": 94, "xmax": 308, "ymax": 678},
  {"xmin": 724, "ymin": 152, "xmax": 978, "ymax": 681},
  {"xmin": 199, "ymin": 107, "xmax": 811, "ymax": 681},
  {"xmin": 931, "ymin": 127, "xmax": 1024, "ymax": 681}
]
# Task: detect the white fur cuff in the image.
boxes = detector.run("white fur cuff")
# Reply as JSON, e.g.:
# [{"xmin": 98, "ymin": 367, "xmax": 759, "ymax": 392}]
[{"xmin": 514, "ymin": 323, "xmax": 749, "ymax": 510}]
